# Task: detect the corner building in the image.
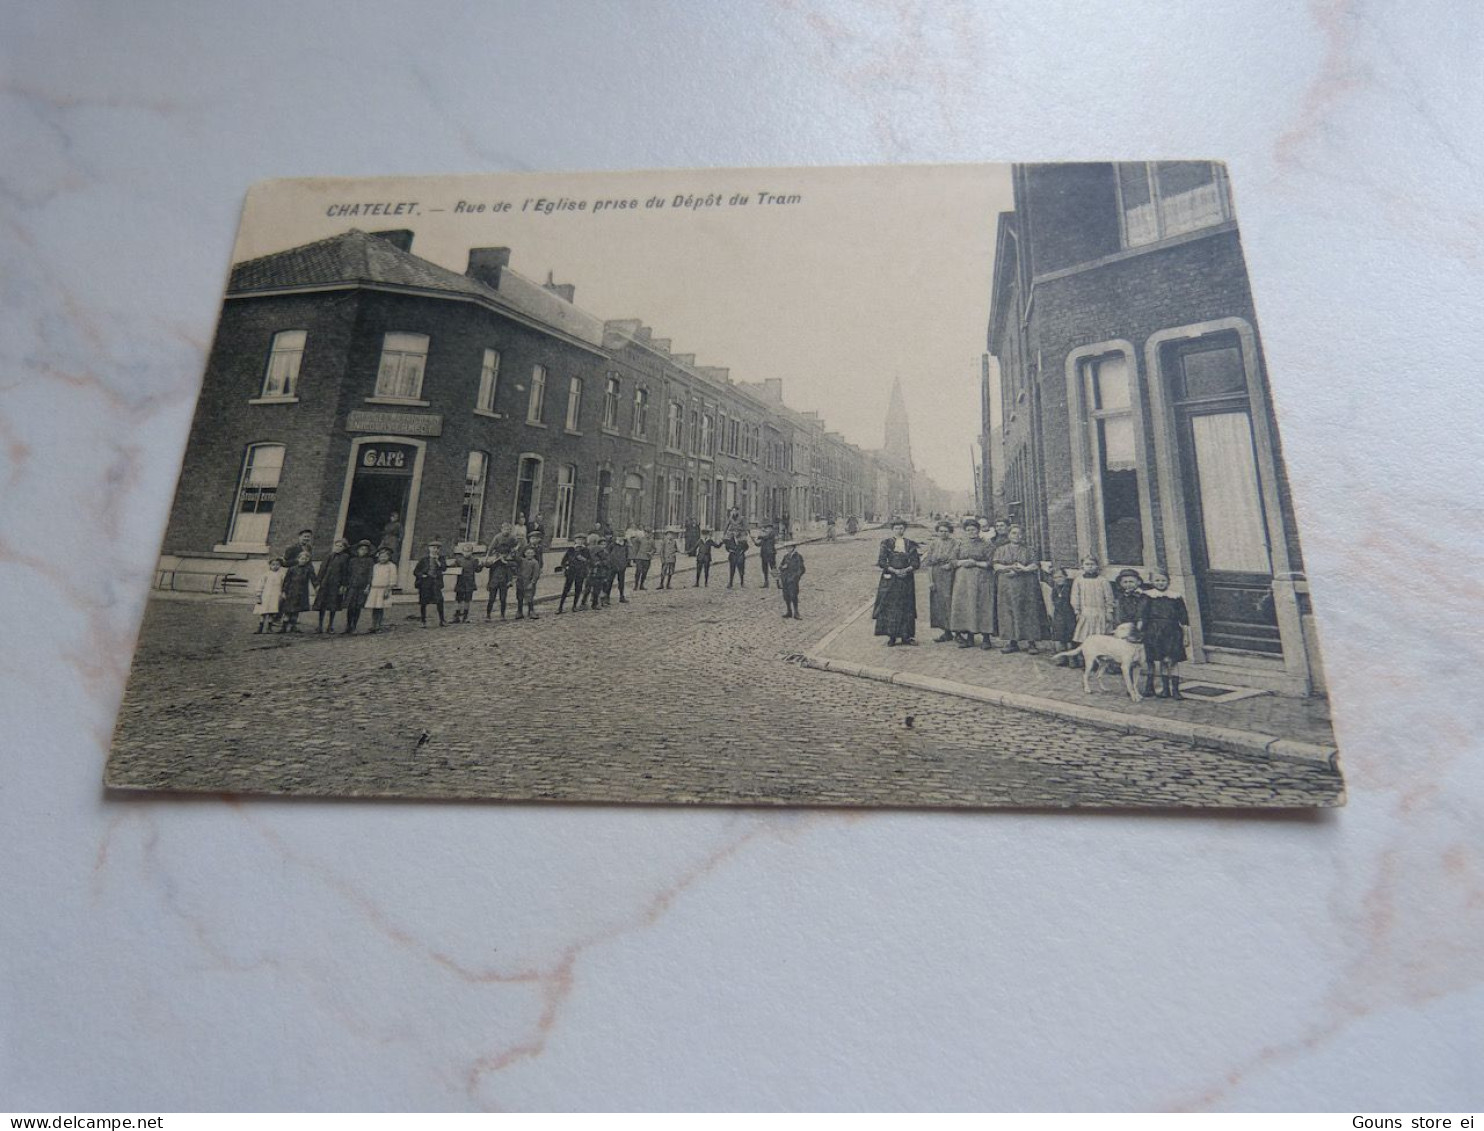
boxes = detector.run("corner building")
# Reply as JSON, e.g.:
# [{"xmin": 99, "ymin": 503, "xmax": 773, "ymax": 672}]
[
  {"xmin": 987, "ymin": 163, "xmax": 1325, "ymax": 696},
  {"xmin": 161, "ymin": 227, "xmax": 934, "ymax": 592}
]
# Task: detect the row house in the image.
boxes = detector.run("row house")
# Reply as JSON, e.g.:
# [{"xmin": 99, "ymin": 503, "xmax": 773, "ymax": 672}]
[{"xmin": 987, "ymin": 162, "xmax": 1324, "ymax": 696}]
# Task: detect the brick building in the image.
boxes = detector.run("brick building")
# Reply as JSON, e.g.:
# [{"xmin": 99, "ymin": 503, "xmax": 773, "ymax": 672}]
[
  {"xmin": 987, "ymin": 162, "xmax": 1324, "ymax": 696},
  {"xmin": 160, "ymin": 227, "xmax": 949, "ymax": 591}
]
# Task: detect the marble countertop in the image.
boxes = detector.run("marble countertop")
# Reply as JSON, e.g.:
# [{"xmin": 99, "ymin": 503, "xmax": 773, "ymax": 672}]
[{"xmin": 3, "ymin": 0, "xmax": 1481, "ymax": 1112}]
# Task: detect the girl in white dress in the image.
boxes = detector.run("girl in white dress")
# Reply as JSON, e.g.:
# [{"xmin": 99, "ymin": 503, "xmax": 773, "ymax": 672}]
[
  {"xmin": 254, "ymin": 557, "xmax": 285, "ymax": 633},
  {"xmin": 366, "ymin": 547, "xmax": 399, "ymax": 633},
  {"xmin": 1070, "ymin": 555, "xmax": 1117, "ymax": 649}
]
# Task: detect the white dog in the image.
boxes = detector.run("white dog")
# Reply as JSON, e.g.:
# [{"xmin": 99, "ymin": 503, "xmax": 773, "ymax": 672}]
[{"xmin": 1054, "ymin": 626, "xmax": 1145, "ymax": 701}]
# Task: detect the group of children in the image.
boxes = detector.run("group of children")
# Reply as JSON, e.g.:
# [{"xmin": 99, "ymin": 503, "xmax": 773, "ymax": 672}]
[
  {"xmin": 1045, "ymin": 557, "xmax": 1191, "ymax": 700},
  {"xmin": 251, "ymin": 519, "xmax": 811, "ymax": 635}
]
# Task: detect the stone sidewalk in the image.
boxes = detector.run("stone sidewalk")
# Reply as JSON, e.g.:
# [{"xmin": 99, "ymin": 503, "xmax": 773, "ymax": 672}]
[{"xmin": 806, "ymin": 598, "xmax": 1339, "ymax": 768}]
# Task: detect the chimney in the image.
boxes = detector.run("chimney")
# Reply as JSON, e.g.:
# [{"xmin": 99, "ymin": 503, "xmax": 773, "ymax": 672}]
[
  {"xmin": 466, "ymin": 247, "xmax": 512, "ymax": 289},
  {"xmin": 651, "ymin": 339, "xmax": 671, "ymax": 354},
  {"xmin": 764, "ymin": 378, "xmax": 784, "ymax": 401},
  {"xmin": 370, "ymin": 229, "xmax": 415, "ymax": 252},
  {"xmin": 541, "ymin": 270, "xmax": 576, "ymax": 303},
  {"xmin": 672, "ymin": 353, "xmax": 696, "ymax": 367}
]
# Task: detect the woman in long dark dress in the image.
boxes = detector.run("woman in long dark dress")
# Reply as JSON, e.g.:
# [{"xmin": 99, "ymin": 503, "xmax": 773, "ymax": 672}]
[{"xmin": 873, "ymin": 519, "xmax": 921, "ymax": 646}]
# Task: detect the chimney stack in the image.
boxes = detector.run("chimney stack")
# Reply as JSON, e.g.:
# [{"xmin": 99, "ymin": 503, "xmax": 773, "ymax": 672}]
[
  {"xmin": 542, "ymin": 270, "xmax": 576, "ymax": 303},
  {"xmin": 370, "ymin": 229, "xmax": 415, "ymax": 252},
  {"xmin": 466, "ymin": 247, "xmax": 512, "ymax": 289}
]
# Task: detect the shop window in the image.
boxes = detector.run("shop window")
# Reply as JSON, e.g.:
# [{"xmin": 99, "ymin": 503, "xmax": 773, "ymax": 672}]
[
  {"xmin": 374, "ymin": 332, "xmax": 429, "ymax": 399},
  {"xmin": 228, "ymin": 443, "xmax": 284, "ymax": 547},
  {"xmin": 261, "ymin": 330, "xmax": 306, "ymax": 398}
]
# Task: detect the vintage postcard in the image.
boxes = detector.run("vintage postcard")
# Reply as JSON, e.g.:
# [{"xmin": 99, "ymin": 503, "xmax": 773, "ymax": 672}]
[{"xmin": 107, "ymin": 164, "xmax": 1344, "ymax": 807}]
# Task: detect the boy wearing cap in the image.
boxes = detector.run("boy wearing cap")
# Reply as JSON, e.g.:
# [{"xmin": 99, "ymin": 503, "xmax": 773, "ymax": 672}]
[
  {"xmin": 632, "ymin": 526, "xmax": 655, "ymax": 590},
  {"xmin": 413, "ymin": 539, "xmax": 449, "ymax": 627},
  {"xmin": 657, "ymin": 527, "xmax": 679, "ymax": 590},
  {"xmin": 756, "ymin": 523, "xmax": 778, "ymax": 588},
  {"xmin": 342, "ymin": 540, "xmax": 376, "ymax": 633},
  {"xmin": 693, "ymin": 527, "xmax": 722, "ymax": 587},
  {"xmin": 778, "ymin": 539, "xmax": 806, "ymax": 618}
]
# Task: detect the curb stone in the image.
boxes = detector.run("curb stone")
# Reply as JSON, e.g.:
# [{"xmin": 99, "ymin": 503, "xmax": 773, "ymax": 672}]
[{"xmin": 800, "ymin": 653, "xmax": 1339, "ymax": 770}]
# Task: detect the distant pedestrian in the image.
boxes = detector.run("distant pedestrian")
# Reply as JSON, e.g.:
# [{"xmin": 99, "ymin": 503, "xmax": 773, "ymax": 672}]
[
  {"xmin": 366, "ymin": 547, "xmax": 398, "ymax": 633},
  {"xmin": 314, "ymin": 537, "xmax": 352, "ymax": 633},
  {"xmin": 873, "ymin": 519, "xmax": 921, "ymax": 646},
  {"xmin": 253, "ymin": 557, "xmax": 285, "ymax": 633},
  {"xmin": 756, "ymin": 523, "xmax": 778, "ymax": 588},
  {"xmin": 1137, "ymin": 568, "xmax": 1189, "ymax": 699},
  {"xmin": 724, "ymin": 529, "xmax": 750, "ymax": 588},
  {"xmin": 693, "ymin": 527, "xmax": 721, "ymax": 587},
  {"xmin": 921, "ymin": 519, "xmax": 957, "ymax": 643},
  {"xmin": 683, "ymin": 516, "xmax": 700, "ymax": 556},
  {"xmin": 658, "ymin": 528, "xmax": 679, "ymax": 589},
  {"xmin": 1047, "ymin": 567, "xmax": 1076, "ymax": 662},
  {"xmin": 452, "ymin": 551, "xmax": 479, "ymax": 623},
  {"xmin": 279, "ymin": 549, "xmax": 315, "ymax": 633},
  {"xmin": 778, "ymin": 540, "xmax": 806, "ymax": 618},
  {"xmin": 413, "ymin": 539, "xmax": 448, "ymax": 627},
  {"xmin": 515, "ymin": 545, "xmax": 542, "ymax": 619},
  {"xmin": 632, "ymin": 526, "xmax": 655, "ymax": 590},
  {"xmin": 342, "ymin": 540, "xmax": 375, "ymax": 633}
]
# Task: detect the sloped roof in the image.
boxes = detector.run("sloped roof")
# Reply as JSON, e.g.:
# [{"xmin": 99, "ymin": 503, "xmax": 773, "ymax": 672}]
[
  {"xmin": 228, "ymin": 229, "xmax": 494, "ymax": 300},
  {"xmin": 226, "ymin": 229, "xmax": 606, "ymax": 347}
]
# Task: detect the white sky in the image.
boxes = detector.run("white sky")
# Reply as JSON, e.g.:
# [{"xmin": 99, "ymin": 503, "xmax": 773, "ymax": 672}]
[{"xmin": 236, "ymin": 165, "xmax": 1014, "ymax": 492}]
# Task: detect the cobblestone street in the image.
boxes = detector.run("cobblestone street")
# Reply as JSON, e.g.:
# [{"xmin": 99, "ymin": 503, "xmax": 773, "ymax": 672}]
[{"xmin": 110, "ymin": 534, "xmax": 1343, "ymax": 807}]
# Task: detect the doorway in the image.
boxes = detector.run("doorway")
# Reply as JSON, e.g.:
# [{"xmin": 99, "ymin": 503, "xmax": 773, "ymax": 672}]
[
  {"xmin": 343, "ymin": 442, "xmax": 416, "ymax": 551},
  {"xmin": 1164, "ymin": 335, "xmax": 1280, "ymax": 654}
]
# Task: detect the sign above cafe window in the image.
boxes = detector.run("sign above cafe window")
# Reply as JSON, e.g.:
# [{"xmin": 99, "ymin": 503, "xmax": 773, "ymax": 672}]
[{"xmin": 346, "ymin": 410, "xmax": 443, "ymax": 437}]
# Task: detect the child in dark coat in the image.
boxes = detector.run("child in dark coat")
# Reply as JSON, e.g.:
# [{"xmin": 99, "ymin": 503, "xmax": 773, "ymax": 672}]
[
  {"xmin": 486, "ymin": 548, "xmax": 515, "ymax": 619},
  {"xmin": 279, "ymin": 550, "xmax": 315, "ymax": 633},
  {"xmin": 314, "ymin": 538, "xmax": 352, "ymax": 633},
  {"xmin": 413, "ymin": 540, "xmax": 448, "ymax": 627},
  {"xmin": 515, "ymin": 545, "xmax": 542, "ymax": 619},
  {"xmin": 1136, "ymin": 568, "xmax": 1190, "ymax": 699},
  {"xmin": 452, "ymin": 551, "xmax": 479, "ymax": 623},
  {"xmin": 1047, "ymin": 567, "xmax": 1076, "ymax": 663},
  {"xmin": 778, "ymin": 541, "xmax": 806, "ymax": 618},
  {"xmin": 342, "ymin": 541, "xmax": 375, "ymax": 633},
  {"xmin": 555, "ymin": 541, "xmax": 588, "ymax": 613}
]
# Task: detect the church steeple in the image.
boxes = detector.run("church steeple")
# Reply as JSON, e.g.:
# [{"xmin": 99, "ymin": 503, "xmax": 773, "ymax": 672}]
[{"xmin": 884, "ymin": 376, "xmax": 913, "ymax": 469}]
